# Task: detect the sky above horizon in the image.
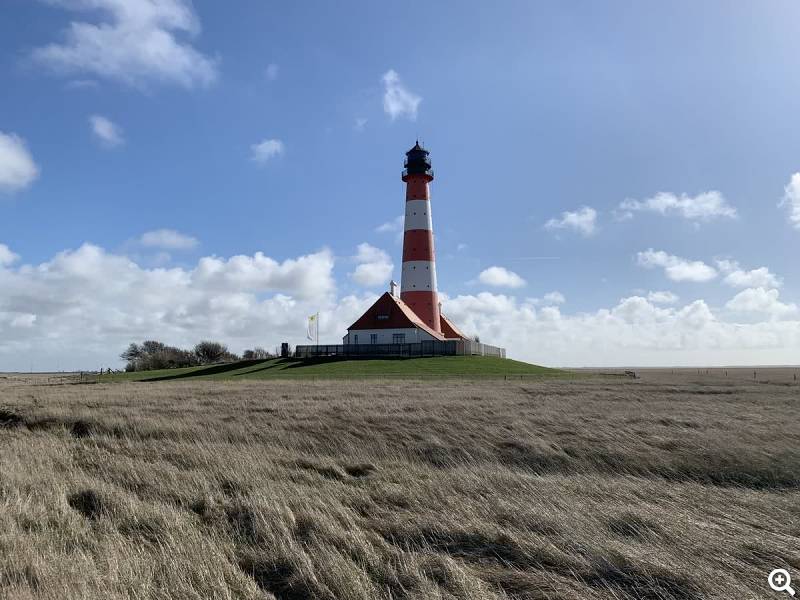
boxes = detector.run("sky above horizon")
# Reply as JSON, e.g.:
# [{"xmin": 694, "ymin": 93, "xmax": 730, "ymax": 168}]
[{"xmin": 2, "ymin": 0, "xmax": 800, "ymax": 370}]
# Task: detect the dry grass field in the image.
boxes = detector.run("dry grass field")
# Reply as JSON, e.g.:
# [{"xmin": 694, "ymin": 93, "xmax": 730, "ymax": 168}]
[{"xmin": 0, "ymin": 371, "xmax": 798, "ymax": 599}]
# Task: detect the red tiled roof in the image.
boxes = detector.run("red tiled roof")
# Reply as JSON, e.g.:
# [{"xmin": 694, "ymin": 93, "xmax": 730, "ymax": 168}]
[
  {"xmin": 440, "ymin": 313, "xmax": 468, "ymax": 340},
  {"xmin": 347, "ymin": 292, "xmax": 446, "ymax": 341}
]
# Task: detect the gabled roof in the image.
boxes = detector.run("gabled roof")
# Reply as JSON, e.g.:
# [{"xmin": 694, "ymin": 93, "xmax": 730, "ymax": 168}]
[
  {"xmin": 440, "ymin": 313, "xmax": 468, "ymax": 340},
  {"xmin": 347, "ymin": 292, "xmax": 446, "ymax": 341}
]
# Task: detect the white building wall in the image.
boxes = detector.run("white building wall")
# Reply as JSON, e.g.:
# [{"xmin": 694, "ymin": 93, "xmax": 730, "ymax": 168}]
[{"xmin": 342, "ymin": 327, "xmax": 438, "ymax": 344}]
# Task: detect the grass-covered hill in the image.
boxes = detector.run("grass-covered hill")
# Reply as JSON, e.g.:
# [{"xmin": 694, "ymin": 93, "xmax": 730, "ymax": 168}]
[{"xmin": 101, "ymin": 356, "xmax": 559, "ymax": 382}]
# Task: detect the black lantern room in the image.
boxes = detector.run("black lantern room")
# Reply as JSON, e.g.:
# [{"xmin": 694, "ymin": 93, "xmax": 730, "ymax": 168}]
[{"xmin": 402, "ymin": 140, "xmax": 434, "ymax": 181}]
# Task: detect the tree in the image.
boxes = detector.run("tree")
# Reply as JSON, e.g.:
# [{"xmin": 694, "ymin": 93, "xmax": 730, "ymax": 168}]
[
  {"xmin": 120, "ymin": 340, "xmax": 201, "ymax": 371},
  {"xmin": 194, "ymin": 341, "xmax": 228, "ymax": 365},
  {"xmin": 120, "ymin": 343, "xmax": 141, "ymax": 363},
  {"xmin": 243, "ymin": 347, "xmax": 270, "ymax": 360},
  {"xmin": 141, "ymin": 340, "xmax": 166, "ymax": 355}
]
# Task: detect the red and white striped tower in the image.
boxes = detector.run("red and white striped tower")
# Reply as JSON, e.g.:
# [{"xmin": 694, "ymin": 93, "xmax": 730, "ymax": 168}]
[{"xmin": 400, "ymin": 141, "xmax": 441, "ymax": 333}]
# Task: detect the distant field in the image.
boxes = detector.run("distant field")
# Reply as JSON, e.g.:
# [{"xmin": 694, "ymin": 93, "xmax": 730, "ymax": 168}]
[
  {"xmin": 99, "ymin": 356, "xmax": 560, "ymax": 382},
  {"xmin": 0, "ymin": 372, "xmax": 797, "ymax": 598}
]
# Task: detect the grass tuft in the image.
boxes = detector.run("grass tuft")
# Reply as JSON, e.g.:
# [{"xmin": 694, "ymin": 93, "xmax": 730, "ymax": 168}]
[{"xmin": 67, "ymin": 489, "xmax": 105, "ymax": 521}]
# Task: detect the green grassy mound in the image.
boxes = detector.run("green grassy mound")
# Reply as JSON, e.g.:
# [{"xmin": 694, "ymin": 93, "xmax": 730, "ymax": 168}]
[{"xmin": 102, "ymin": 356, "xmax": 560, "ymax": 382}]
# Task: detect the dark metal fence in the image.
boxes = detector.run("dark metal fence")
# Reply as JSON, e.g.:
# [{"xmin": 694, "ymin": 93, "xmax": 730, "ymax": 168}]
[{"xmin": 294, "ymin": 340, "xmax": 506, "ymax": 359}]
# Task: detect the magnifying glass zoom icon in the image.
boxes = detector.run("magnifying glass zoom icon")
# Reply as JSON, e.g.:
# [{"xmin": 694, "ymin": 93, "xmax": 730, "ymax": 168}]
[{"xmin": 769, "ymin": 569, "xmax": 796, "ymax": 596}]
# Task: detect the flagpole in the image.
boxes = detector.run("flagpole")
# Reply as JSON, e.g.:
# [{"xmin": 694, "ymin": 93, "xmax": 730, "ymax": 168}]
[{"xmin": 316, "ymin": 311, "xmax": 319, "ymax": 348}]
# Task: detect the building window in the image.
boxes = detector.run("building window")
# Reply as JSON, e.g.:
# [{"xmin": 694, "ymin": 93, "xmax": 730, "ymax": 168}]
[
  {"xmin": 392, "ymin": 333, "xmax": 406, "ymax": 344},
  {"xmin": 353, "ymin": 334, "xmax": 358, "ymax": 344},
  {"xmin": 370, "ymin": 333, "xmax": 378, "ymax": 344}
]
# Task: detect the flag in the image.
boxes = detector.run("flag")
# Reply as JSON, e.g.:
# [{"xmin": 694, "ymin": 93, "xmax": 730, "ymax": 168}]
[{"xmin": 307, "ymin": 313, "xmax": 318, "ymax": 341}]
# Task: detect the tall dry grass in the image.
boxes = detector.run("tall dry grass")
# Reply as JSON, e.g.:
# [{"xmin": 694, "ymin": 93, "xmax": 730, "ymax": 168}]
[{"xmin": 0, "ymin": 374, "xmax": 797, "ymax": 599}]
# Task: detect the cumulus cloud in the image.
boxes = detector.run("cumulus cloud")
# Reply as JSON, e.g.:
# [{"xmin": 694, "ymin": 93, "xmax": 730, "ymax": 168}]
[
  {"xmin": 0, "ymin": 244, "xmax": 20, "ymax": 266},
  {"xmin": 781, "ymin": 172, "xmax": 800, "ymax": 230},
  {"xmin": 715, "ymin": 259, "xmax": 782, "ymax": 289},
  {"xmin": 375, "ymin": 216, "xmax": 404, "ymax": 234},
  {"xmin": 0, "ymin": 132, "xmax": 39, "ymax": 193},
  {"xmin": 382, "ymin": 70, "xmax": 421, "ymax": 121},
  {"xmin": 440, "ymin": 292, "xmax": 800, "ymax": 367},
  {"xmin": 545, "ymin": 206, "xmax": 597, "ymax": 236},
  {"xmin": 618, "ymin": 191, "xmax": 737, "ymax": 221},
  {"xmin": 478, "ymin": 266, "xmax": 526, "ymax": 289},
  {"xmin": 350, "ymin": 243, "xmax": 393, "ymax": 287},
  {"xmin": 1, "ymin": 243, "xmax": 798, "ymax": 369},
  {"xmin": 542, "ymin": 291, "xmax": 565, "ymax": 305},
  {"xmin": 32, "ymin": 0, "xmax": 217, "ymax": 89},
  {"xmin": 89, "ymin": 114, "xmax": 124, "ymax": 147},
  {"xmin": 0, "ymin": 244, "xmax": 342, "ymax": 370},
  {"xmin": 251, "ymin": 139, "xmax": 285, "ymax": 164},
  {"xmin": 725, "ymin": 288, "xmax": 798, "ymax": 320},
  {"xmin": 140, "ymin": 229, "xmax": 198, "ymax": 250},
  {"xmin": 647, "ymin": 291, "xmax": 680, "ymax": 305},
  {"xmin": 526, "ymin": 291, "xmax": 566, "ymax": 306},
  {"xmin": 636, "ymin": 249, "xmax": 717, "ymax": 282}
]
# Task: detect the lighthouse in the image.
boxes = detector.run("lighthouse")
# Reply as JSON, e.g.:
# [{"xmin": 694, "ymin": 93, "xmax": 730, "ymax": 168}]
[
  {"xmin": 342, "ymin": 142, "xmax": 469, "ymax": 346},
  {"xmin": 400, "ymin": 141, "xmax": 440, "ymax": 332}
]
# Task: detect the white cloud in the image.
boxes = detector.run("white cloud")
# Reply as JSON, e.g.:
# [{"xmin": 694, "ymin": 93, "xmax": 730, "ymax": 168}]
[
  {"xmin": 780, "ymin": 172, "xmax": 800, "ymax": 230},
  {"xmin": 251, "ymin": 139, "xmax": 285, "ymax": 164},
  {"xmin": 0, "ymin": 243, "xmax": 352, "ymax": 370},
  {"xmin": 0, "ymin": 244, "xmax": 20, "ymax": 266},
  {"xmin": 32, "ymin": 0, "xmax": 217, "ymax": 89},
  {"xmin": 440, "ymin": 291, "xmax": 800, "ymax": 367},
  {"xmin": 351, "ymin": 243, "xmax": 393, "ymax": 287},
  {"xmin": 725, "ymin": 288, "xmax": 798, "ymax": 320},
  {"xmin": 735, "ymin": 270, "xmax": 782, "ymax": 290},
  {"xmin": 715, "ymin": 260, "xmax": 782, "ymax": 289},
  {"xmin": 543, "ymin": 291, "xmax": 565, "ymax": 305},
  {"xmin": 619, "ymin": 191, "xmax": 737, "ymax": 221},
  {"xmin": 0, "ymin": 132, "xmax": 39, "ymax": 193},
  {"xmin": 140, "ymin": 229, "xmax": 198, "ymax": 250},
  {"xmin": 265, "ymin": 63, "xmax": 279, "ymax": 81},
  {"xmin": 647, "ymin": 291, "xmax": 680, "ymax": 305},
  {"xmin": 636, "ymin": 249, "xmax": 717, "ymax": 282},
  {"xmin": 478, "ymin": 266, "xmax": 526, "ymax": 289},
  {"xmin": 10, "ymin": 313, "xmax": 37, "ymax": 328},
  {"xmin": 714, "ymin": 259, "xmax": 738, "ymax": 274},
  {"xmin": 89, "ymin": 114, "xmax": 124, "ymax": 147},
  {"xmin": 382, "ymin": 70, "xmax": 421, "ymax": 121},
  {"xmin": 194, "ymin": 250, "xmax": 334, "ymax": 300},
  {"xmin": 545, "ymin": 206, "xmax": 597, "ymax": 236},
  {"xmin": 376, "ymin": 216, "xmax": 403, "ymax": 234},
  {"xmin": 0, "ymin": 243, "xmax": 798, "ymax": 369},
  {"xmin": 354, "ymin": 118, "xmax": 368, "ymax": 132}
]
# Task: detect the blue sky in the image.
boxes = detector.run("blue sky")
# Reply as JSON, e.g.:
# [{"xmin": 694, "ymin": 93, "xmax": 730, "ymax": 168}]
[{"xmin": 1, "ymin": 0, "xmax": 800, "ymax": 370}]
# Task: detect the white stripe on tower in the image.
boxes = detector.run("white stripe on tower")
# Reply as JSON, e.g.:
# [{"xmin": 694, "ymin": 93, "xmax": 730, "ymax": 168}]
[
  {"xmin": 404, "ymin": 199, "xmax": 433, "ymax": 231},
  {"xmin": 401, "ymin": 260, "xmax": 438, "ymax": 291}
]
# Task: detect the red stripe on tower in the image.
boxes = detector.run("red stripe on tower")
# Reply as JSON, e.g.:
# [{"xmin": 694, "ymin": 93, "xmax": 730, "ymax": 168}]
[{"xmin": 400, "ymin": 141, "xmax": 440, "ymax": 333}]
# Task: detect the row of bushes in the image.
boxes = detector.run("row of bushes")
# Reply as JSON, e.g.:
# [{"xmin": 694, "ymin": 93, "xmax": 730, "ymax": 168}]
[{"xmin": 120, "ymin": 341, "xmax": 272, "ymax": 372}]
